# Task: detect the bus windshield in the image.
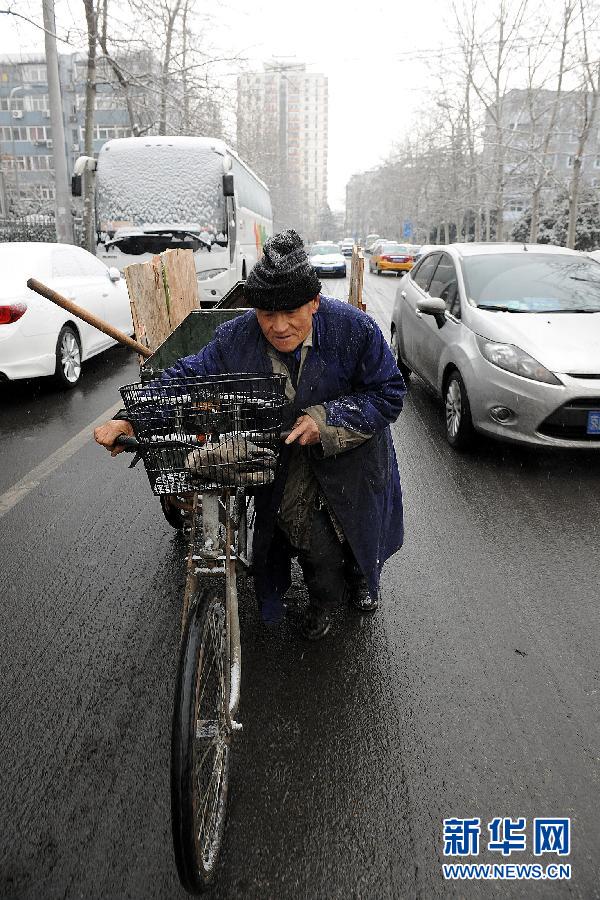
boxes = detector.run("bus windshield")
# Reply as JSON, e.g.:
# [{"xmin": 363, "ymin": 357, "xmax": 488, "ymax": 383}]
[{"xmin": 96, "ymin": 141, "xmax": 227, "ymax": 244}]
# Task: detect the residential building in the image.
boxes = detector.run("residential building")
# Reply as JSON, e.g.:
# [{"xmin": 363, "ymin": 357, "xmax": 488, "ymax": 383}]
[
  {"xmin": 345, "ymin": 169, "xmax": 380, "ymax": 242},
  {"xmin": 482, "ymin": 88, "xmax": 600, "ymax": 229},
  {"xmin": 0, "ymin": 52, "xmax": 155, "ymax": 216},
  {"xmin": 237, "ymin": 61, "xmax": 328, "ymax": 239}
]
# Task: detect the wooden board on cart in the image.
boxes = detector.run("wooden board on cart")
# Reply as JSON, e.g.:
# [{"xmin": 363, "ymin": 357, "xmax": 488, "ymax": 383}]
[
  {"xmin": 124, "ymin": 248, "xmax": 200, "ymax": 362},
  {"xmin": 122, "ymin": 248, "xmax": 250, "ymax": 376}
]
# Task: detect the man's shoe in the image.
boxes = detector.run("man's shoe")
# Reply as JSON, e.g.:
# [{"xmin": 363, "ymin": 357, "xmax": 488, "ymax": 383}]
[
  {"xmin": 300, "ymin": 605, "xmax": 331, "ymax": 640},
  {"xmin": 347, "ymin": 583, "xmax": 380, "ymax": 613}
]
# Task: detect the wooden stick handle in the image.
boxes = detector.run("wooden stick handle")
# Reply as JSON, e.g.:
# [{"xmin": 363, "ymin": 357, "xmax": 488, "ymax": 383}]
[{"xmin": 26, "ymin": 277, "xmax": 153, "ymax": 359}]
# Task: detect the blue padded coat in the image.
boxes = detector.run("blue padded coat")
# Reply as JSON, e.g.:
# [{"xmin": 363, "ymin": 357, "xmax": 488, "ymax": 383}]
[{"xmin": 160, "ymin": 296, "xmax": 406, "ymax": 596}]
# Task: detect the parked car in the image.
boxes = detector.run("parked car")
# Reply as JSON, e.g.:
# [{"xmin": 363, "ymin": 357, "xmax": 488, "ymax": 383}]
[
  {"xmin": 340, "ymin": 238, "xmax": 355, "ymax": 257},
  {"xmin": 0, "ymin": 242, "xmax": 133, "ymax": 388},
  {"xmin": 390, "ymin": 242, "xmax": 600, "ymax": 449},
  {"xmin": 308, "ymin": 243, "xmax": 347, "ymax": 277},
  {"xmin": 364, "ymin": 234, "xmax": 381, "ymax": 253},
  {"xmin": 369, "ymin": 241, "xmax": 416, "ymax": 276}
]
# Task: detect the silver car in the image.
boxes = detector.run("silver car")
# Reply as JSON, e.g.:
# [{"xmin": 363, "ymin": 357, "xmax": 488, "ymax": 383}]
[{"xmin": 390, "ymin": 243, "xmax": 600, "ymax": 449}]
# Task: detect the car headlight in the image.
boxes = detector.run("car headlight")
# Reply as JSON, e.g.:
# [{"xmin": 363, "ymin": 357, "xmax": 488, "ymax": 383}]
[
  {"xmin": 476, "ymin": 337, "xmax": 561, "ymax": 385},
  {"xmin": 197, "ymin": 268, "xmax": 228, "ymax": 281}
]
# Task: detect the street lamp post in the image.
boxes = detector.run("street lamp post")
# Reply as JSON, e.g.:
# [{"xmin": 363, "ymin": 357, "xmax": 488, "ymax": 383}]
[{"xmin": 42, "ymin": 0, "xmax": 73, "ymax": 243}]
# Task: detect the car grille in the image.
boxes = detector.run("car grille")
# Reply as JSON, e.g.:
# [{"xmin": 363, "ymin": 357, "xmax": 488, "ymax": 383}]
[{"xmin": 538, "ymin": 398, "xmax": 600, "ymax": 440}]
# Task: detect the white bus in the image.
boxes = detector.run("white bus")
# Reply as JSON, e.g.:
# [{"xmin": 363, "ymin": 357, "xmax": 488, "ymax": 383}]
[{"xmin": 78, "ymin": 136, "xmax": 273, "ymax": 304}]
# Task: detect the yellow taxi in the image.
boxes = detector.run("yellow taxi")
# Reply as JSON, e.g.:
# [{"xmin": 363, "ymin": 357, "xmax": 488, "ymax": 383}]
[{"xmin": 369, "ymin": 241, "xmax": 416, "ymax": 276}]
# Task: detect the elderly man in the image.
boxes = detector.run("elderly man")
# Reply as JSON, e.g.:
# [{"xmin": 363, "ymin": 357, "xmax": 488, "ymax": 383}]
[{"xmin": 95, "ymin": 230, "xmax": 406, "ymax": 639}]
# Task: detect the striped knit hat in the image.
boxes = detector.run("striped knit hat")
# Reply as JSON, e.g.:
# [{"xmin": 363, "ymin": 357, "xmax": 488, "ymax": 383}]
[{"xmin": 244, "ymin": 230, "xmax": 321, "ymax": 310}]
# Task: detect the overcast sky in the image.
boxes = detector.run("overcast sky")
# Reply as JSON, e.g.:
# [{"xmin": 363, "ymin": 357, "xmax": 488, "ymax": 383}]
[{"xmin": 1, "ymin": 0, "xmax": 464, "ymax": 208}]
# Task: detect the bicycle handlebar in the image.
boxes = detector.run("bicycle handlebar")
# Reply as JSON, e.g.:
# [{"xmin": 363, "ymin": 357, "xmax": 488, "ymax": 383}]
[
  {"xmin": 114, "ymin": 434, "xmax": 140, "ymax": 452},
  {"xmin": 114, "ymin": 432, "xmax": 293, "ymax": 452}
]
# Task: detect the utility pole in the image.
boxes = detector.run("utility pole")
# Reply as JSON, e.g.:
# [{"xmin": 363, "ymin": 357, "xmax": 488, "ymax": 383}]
[{"xmin": 42, "ymin": 0, "xmax": 73, "ymax": 243}]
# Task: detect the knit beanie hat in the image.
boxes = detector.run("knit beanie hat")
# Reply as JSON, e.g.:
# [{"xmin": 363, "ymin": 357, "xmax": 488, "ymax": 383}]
[{"xmin": 244, "ymin": 230, "xmax": 321, "ymax": 310}]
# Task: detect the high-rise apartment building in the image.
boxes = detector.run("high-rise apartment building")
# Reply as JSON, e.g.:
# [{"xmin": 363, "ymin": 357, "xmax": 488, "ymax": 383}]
[{"xmin": 237, "ymin": 61, "xmax": 328, "ymax": 239}]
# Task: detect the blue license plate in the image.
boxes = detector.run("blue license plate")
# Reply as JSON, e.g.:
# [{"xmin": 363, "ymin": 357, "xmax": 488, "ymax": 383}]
[{"xmin": 587, "ymin": 410, "xmax": 600, "ymax": 434}]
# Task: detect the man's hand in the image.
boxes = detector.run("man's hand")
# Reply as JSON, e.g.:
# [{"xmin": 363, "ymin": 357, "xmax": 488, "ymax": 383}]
[
  {"xmin": 285, "ymin": 414, "xmax": 321, "ymax": 447},
  {"xmin": 93, "ymin": 419, "xmax": 134, "ymax": 456}
]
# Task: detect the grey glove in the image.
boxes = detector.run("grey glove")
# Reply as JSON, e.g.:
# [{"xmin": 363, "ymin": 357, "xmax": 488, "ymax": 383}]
[{"xmin": 185, "ymin": 436, "xmax": 277, "ymax": 485}]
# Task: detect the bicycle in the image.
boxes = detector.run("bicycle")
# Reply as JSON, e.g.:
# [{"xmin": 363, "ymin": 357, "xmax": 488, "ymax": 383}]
[{"xmin": 116, "ymin": 371, "xmax": 292, "ymax": 893}]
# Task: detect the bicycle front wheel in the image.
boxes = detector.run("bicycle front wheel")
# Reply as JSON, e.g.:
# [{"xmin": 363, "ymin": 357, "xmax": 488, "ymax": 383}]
[{"xmin": 171, "ymin": 590, "xmax": 231, "ymax": 893}]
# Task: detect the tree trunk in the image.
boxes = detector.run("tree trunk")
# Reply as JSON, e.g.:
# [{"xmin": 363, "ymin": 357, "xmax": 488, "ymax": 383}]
[
  {"xmin": 181, "ymin": 0, "xmax": 189, "ymax": 134},
  {"xmin": 528, "ymin": 2, "xmax": 572, "ymax": 244},
  {"xmin": 567, "ymin": 159, "xmax": 582, "ymax": 248},
  {"xmin": 98, "ymin": 1, "xmax": 141, "ymax": 137},
  {"xmin": 159, "ymin": 1, "xmax": 182, "ymax": 136},
  {"xmin": 529, "ymin": 186, "xmax": 541, "ymax": 242},
  {"xmin": 567, "ymin": 93, "xmax": 598, "ymax": 248}
]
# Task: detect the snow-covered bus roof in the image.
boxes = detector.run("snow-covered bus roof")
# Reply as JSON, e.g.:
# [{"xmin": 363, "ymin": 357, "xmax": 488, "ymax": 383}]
[{"xmin": 97, "ymin": 136, "xmax": 270, "ymax": 195}]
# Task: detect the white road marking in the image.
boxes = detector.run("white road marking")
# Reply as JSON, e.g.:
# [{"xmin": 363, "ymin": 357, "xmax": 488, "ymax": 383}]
[{"xmin": 0, "ymin": 401, "xmax": 122, "ymax": 518}]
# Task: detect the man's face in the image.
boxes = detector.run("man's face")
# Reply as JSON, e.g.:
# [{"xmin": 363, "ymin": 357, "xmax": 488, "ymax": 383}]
[{"xmin": 255, "ymin": 296, "xmax": 320, "ymax": 352}]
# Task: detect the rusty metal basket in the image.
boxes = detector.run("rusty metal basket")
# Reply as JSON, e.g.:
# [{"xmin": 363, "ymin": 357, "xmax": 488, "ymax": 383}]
[{"xmin": 119, "ymin": 373, "xmax": 293, "ymax": 494}]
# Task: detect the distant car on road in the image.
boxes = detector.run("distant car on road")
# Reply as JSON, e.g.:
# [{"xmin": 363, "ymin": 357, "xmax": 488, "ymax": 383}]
[
  {"xmin": 0, "ymin": 242, "xmax": 133, "ymax": 389},
  {"xmin": 308, "ymin": 243, "xmax": 347, "ymax": 278},
  {"xmin": 364, "ymin": 233, "xmax": 381, "ymax": 253},
  {"xmin": 390, "ymin": 242, "xmax": 600, "ymax": 449},
  {"xmin": 412, "ymin": 244, "xmax": 437, "ymax": 262},
  {"xmin": 369, "ymin": 241, "xmax": 416, "ymax": 276},
  {"xmin": 340, "ymin": 238, "xmax": 355, "ymax": 257}
]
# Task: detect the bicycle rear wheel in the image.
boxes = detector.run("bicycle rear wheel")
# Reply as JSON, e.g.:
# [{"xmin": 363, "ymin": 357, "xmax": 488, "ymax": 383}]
[{"xmin": 171, "ymin": 589, "xmax": 231, "ymax": 893}]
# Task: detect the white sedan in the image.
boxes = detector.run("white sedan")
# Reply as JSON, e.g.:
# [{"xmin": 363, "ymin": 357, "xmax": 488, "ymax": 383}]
[
  {"xmin": 308, "ymin": 244, "xmax": 347, "ymax": 278},
  {"xmin": 0, "ymin": 242, "xmax": 133, "ymax": 388}
]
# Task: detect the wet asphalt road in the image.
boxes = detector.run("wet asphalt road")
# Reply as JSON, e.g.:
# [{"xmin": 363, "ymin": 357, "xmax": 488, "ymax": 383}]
[{"xmin": 1, "ymin": 270, "xmax": 599, "ymax": 899}]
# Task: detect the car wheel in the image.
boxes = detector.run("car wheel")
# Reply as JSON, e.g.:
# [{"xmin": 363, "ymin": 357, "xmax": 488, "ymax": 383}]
[
  {"xmin": 445, "ymin": 370, "xmax": 475, "ymax": 450},
  {"xmin": 390, "ymin": 326, "xmax": 411, "ymax": 384},
  {"xmin": 376, "ymin": 266, "xmax": 382, "ymax": 276},
  {"xmin": 53, "ymin": 325, "xmax": 82, "ymax": 388}
]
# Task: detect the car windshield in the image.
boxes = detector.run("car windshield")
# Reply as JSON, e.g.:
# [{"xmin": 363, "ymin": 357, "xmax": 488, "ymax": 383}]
[
  {"xmin": 381, "ymin": 243, "xmax": 409, "ymax": 254},
  {"xmin": 96, "ymin": 143, "xmax": 227, "ymax": 240},
  {"xmin": 462, "ymin": 253, "xmax": 600, "ymax": 312},
  {"xmin": 310, "ymin": 245, "xmax": 339, "ymax": 255}
]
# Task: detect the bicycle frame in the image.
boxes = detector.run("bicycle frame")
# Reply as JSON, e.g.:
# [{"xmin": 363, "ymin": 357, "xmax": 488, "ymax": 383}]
[{"xmin": 183, "ymin": 489, "xmax": 244, "ymax": 731}]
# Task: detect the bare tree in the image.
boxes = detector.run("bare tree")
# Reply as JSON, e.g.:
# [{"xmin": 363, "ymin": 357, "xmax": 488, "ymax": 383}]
[
  {"xmin": 566, "ymin": 0, "xmax": 600, "ymax": 247},
  {"xmin": 527, "ymin": 2, "xmax": 574, "ymax": 241}
]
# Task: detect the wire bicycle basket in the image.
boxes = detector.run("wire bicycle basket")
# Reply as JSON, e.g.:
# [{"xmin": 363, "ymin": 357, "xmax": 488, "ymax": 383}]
[{"xmin": 119, "ymin": 373, "xmax": 293, "ymax": 494}]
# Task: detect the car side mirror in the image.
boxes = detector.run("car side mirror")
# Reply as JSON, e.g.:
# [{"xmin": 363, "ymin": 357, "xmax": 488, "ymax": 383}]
[
  {"xmin": 417, "ymin": 296, "xmax": 446, "ymax": 327},
  {"xmin": 223, "ymin": 173, "xmax": 234, "ymax": 197},
  {"xmin": 417, "ymin": 296, "xmax": 446, "ymax": 314},
  {"xmin": 108, "ymin": 267, "xmax": 121, "ymax": 282}
]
